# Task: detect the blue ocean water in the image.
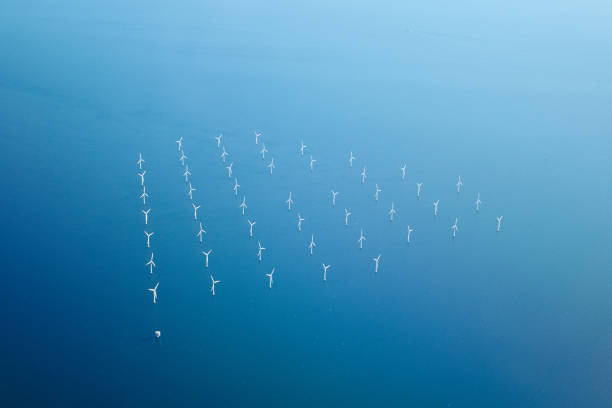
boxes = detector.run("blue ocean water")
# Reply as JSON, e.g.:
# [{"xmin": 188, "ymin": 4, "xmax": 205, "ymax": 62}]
[{"xmin": 1, "ymin": 1, "xmax": 611, "ymax": 406}]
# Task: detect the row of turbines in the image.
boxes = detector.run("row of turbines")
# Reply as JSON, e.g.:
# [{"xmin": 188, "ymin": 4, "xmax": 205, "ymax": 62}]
[
  {"xmin": 137, "ymin": 153, "xmax": 161, "ymax": 340},
  {"xmin": 175, "ymin": 138, "xmax": 222, "ymax": 295}
]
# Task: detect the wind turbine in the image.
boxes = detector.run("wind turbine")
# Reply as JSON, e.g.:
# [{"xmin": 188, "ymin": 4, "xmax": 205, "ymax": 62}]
[
  {"xmin": 407, "ymin": 225, "xmax": 413, "ymax": 243},
  {"xmin": 210, "ymin": 275, "xmax": 220, "ymax": 296},
  {"xmin": 344, "ymin": 208, "xmax": 352, "ymax": 226},
  {"xmin": 373, "ymin": 254, "xmax": 381, "ymax": 273},
  {"xmin": 176, "ymin": 137, "xmax": 183, "ymax": 151},
  {"xmin": 475, "ymin": 193, "xmax": 482, "ymax": 211},
  {"xmin": 451, "ymin": 218, "xmax": 459, "ymax": 237},
  {"xmin": 192, "ymin": 203, "xmax": 200, "ymax": 221},
  {"xmin": 220, "ymin": 146, "xmax": 228, "ymax": 162},
  {"xmin": 146, "ymin": 253, "xmax": 156, "ymax": 274},
  {"xmin": 349, "ymin": 152, "xmax": 356, "ymax": 167},
  {"xmin": 179, "ymin": 152, "xmax": 188, "ymax": 166},
  {"xmin": 456, "ymin": 176, "xmax": 463, "ymax": 193},
  {"xmin": 416, "ymin": 182, "xmax": 423, "ymax": 198},
  {"xmin": 374, "ymin": 184, "xmax": 381, "ymax": 201},
  {"xmin": 257, "ymin": 241, "xmax": 266, "ymax": 261},
  {"xmin": 137, "ymin": 153, "xmax": 145, "ymax": 170},
  {"xmin": 188, "ymin": 183, "xmax": 196, "ymax": 200},
  {"xmin": 361, "ymin": 166, "xmax": 367, "ymax": 183},
  {"xmin": 248, "ymin": 220, "xmax": 256, "ymax": 237},
  {"xmin": 308, "ymin": 234, "xmax": 316, "ymax": 255},
  {"xmin": 433, "ymin": 200, "xmax": 439, "ymax": 216},
  {"xmin": 183, "ymin": 165, "xmax": 191, "ymax": 182},
  {"xmin": 233, "ymin": 178, "xmax": 240, "ymax": 196},
  {"xmin": 196, "ymin": 222, "xmax": 206, "ymax": 243},
  {"xmin": 148, "ymin": 282, "xmax": 159, "ymax": 304},
  {"xmin": 389, "ymin": 202, "xmax": 396, "ymax": 221},
  {"xmin": 286, "ymin": 192, "xmax": 294, "ymax": 211},
  {"xmin": 496, "ymin": 216, "xmax": 503, "ymax": 232},
  {"xmin": 214, "ymin": 134, "xmax": 222, "ymax": 148},
  {"xmin": 309, "ymin": 156, "xmax": 316, "ymax": 171},
  {"xmin": 300, "ymin": 140, "xmax": 307, "ymax": 156},
  {"xmin": 297, "ymin": 213, "xmax": 305, "ymax": 232},
  {"xmin": 140, "ymin": 186, "xmax": 149, "ymax": 205},
  {"xmin": 331, "ymin": 190, "xmax": 339, "ymax": 207},
  {"xmin": 266, "ymin": 268, "xmax": 275, "ymax": 288},
  {"xmin": 260, "ymin": 143, "xmax": 268, "ymax": 159},
  {"xmin": 142, "ymin": 208, "xmax": 150, "ymax": 225},
  {"xmin": 322, "ymin": 263, "xmax": 331, "ymax": 281},
  {"xmin": 138, "ymin": 170, "xmax": 146, "ymax": 186},
  {"xmin": 144, "ymin": 231, "xmax": 154, "ymax": 248},
  {"xmin": 226, "ymin": 162, "xmax": 234, "ymax": 178},
  {"xmin": 254, "ymin": 131, "xmax": 261, "ymax": 145},
  {"xmin": 239, "ymin": 196, "xmax": 247, "ymax": 215},
  {"xmin": 400, "ymin": 163, "xmax": 406, "ymax": 180},
  {"xmin": 267, "ymin": 157, "xmax": 275, "ymax": 175},
  {"xmin": 358, "ymin": 229, "xmax": 366, "ymax": 249},
  {"xmin": 202, "ymin": 249, "xmax": 212, "ymax": 268}
]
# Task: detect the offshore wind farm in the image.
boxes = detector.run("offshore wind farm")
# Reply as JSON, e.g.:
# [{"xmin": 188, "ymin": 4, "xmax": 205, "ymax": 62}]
[{"xmin": 2, "ymin": 1, "xmax": 612, "ymax": 407}]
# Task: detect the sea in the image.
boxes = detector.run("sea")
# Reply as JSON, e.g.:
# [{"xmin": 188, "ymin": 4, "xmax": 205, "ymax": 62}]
[{"xmin": 1, "ymin": 1, "xmax": 611, "ymax": 406}]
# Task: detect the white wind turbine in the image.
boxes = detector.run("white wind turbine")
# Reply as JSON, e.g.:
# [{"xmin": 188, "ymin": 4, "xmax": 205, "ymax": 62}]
[
  {"xmin": 239, "ymin": 196, "xmax": 247, "ymax": 215},
  {"xmin": 373, "ymin": 254, "xmax": 381, "ymax": 273},
  {"xmin": 148, "ymin": 282, "xmax": 159, "ymax": 304},
  {"xmin": 192, "ymin": 203, "xmax": 200, "ymax": 221},
  {"xmin": 286, "ymin": 192, "xmax": 294, "ymax": 211},
  {"xmin": 267, "ymin": 157, "xmax": 275, "ymax": 175},
  {"xmin": 331, "ymin": 190, "xmax": 339, "ymax": 207},
  {"xmin": 451, "ymin": 218, "xmax": 459, "ymax": 237},
  {"xmin": 202, "ymin": 249, "xmax": 212, "ymax": 268},
  {"xmin": 344, "ymin": 208, "xmax": 352, "ymax": 226},
  {"xmin": 308, "ymin": 234, "xmax": 316, "ymax": 255},
  {"xmin": 322, "ymin": 263, "xmax": 331, "ymax": 281},
  {"xmin": 210, "ymin": 275, "xmax": 220, "ymax": 296},
  {"xmin": 146, "ymin": 253, "xmax": 156, "ymax": 274},
  {"xmin": 349, "ymin": 151, "xmax": 356, "ymax": 167},
  {"xmin": 266, "ymin": 268, "xmax": 275, "ymax": 289},
  {"xmin": 196, "ymin": 222, "xmax": 206, "ymax": 243},
  {"xmin": 358, "ymin": 229, "xmax": 366, "ymax": 249},
  {"xmin": 137, "ymin": 153, "xmax": 145, "ymax": 170},
  {"xmin": 140, "ymin": 186, "xmax": 149, "ymax": 205},
  {"xmin": 142, "ymin": 208, "xmax": 150, "ymax": 225},
  {"xmin": 233, "ymin": 178, "xmax": 240, "ymax": 196},
  {"xmin": 257, "ymin": 241, "xmax": 266, "ymax": 261},
  {"xmin": 389, "ymin": 202, "xmax": 396, "ymax": 221},
  {"xmin": 144, "ymin": 231, "xmax": 154, "ymax": 248}
]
